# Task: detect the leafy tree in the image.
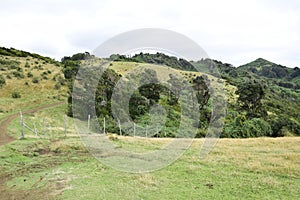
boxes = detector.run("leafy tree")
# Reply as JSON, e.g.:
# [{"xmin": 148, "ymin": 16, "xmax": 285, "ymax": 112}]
[
  {"xmin": 236, "ymin": 81, "xmax": 265, "ymax": 117},
  {"xmin": 192, "ymin": 75, "xmax": 210, "ymax": 109},
  {"xmin": 138, "ymin": 69, "xmax": 163, "ymax": 104},
  {"xmin": 62, "ymin": 60, "xmax": 80, "ymax": 80}
]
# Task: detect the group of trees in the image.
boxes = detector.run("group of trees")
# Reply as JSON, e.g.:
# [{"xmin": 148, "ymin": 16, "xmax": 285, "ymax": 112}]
[
  {"xmin": 109, "ymin": 52, "xmax": 195, "ymax": 71},
  {"xmin": 63, "ymin": 52, "xmax": 300, "ymax": 138}
]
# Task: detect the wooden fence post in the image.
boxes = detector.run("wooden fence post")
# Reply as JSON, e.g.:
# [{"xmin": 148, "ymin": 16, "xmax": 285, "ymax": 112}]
[
  {"xmin": 103, "ymin": 117, "xmax": 106, "ymax": 134},
  {"xmin": 20, "ymin": 111, "xmax": 24, "ymax": 139}
]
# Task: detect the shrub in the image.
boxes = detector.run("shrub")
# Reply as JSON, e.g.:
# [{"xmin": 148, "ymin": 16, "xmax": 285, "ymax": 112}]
[
  {"xmin": 57, "ymin": 76, "xmax": 65, "ymax": 85},
  {"xmin": 25, "ymin": 62, "xmax": 30, "ymax": 68},
  {"xmin": 0, "ymin": 74, "xmax": 5, "ymax": 88},
  {"xmin": 27, "ymin": 72, "xmax": 33, "ymax": 77},
  {"xmin": 12, "ymin": 71, "xmax": 25, "ymax": 79},
  {"xmin": 54, "ymin": 82, "xmax": 61, "ymax": 90},
  {"xmin": 32, "ymin": 77, "xmax": 39, "ymax": 83},
  {"xmin": 12, "ymin": 91, "xmax": 21, "ymax": 98}
]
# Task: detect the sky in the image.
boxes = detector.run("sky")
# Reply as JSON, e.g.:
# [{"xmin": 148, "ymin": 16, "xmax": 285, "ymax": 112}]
[{"xmin": 0, "ymin": 0, "xmax": 299, "ymax": 67}]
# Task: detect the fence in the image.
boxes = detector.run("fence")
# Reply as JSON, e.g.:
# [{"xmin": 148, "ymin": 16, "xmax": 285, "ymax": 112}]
[
  {"xmin": 19, "ymin": 111, "xmax": 68, "ymax": 139},
  {"xmin": 20, "ymin": 112, "xmax": 164, "ymax": 139}
]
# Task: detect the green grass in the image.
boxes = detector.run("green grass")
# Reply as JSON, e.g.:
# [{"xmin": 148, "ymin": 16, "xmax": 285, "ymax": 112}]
[{"xmin": 2, "ymin": 103, "xmax": 299, "ymax": 199}]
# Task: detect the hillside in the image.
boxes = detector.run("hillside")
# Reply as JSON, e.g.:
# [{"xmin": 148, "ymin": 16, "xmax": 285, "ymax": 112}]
[
  {"xmin": 239, "ymin": 58, "xmax": 300, "ymax": 87},
  {"xmin": 1, "ymin": 48, "xmax": 299, "ymax": 138},
  {"xmin": 0, "ymin": 47, "xmax": 68, "ymax": 118},
  {"xmin": 61, "ymin": 52, "xmax": 300, "ymax": 138}
]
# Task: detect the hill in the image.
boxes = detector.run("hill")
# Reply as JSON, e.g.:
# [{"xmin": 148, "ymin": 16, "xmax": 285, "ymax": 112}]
[
  {"xmin": 1, "ymin": 47, "xmax": 299, "ymax": 138},
  {"xmin": 61, "ymin": 52, "xmax": 300, "ymax": 138},
  {"xmin": 0, "ymin": 47, "xmax": 67, "ymax": 118},
  {"xmin": 239, "ymin": 58, "xmax": 300, "ymax": 87}
]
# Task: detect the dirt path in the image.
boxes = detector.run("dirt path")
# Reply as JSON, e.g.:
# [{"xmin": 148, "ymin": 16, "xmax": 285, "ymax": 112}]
[{"xmin": 0, "ymin": 101, "xmax": 65, "ymax": 146}]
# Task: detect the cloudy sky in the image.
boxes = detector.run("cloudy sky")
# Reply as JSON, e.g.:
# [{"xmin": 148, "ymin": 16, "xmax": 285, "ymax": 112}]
[{"xmin": 0, "ymin": 0, "xmax": 299, "ymax": 67}]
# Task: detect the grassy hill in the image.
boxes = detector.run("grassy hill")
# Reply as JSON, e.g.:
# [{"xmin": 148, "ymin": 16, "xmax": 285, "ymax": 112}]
[{"xmin": 0, "ymin": 49, "xmax": 68, "ymax": 118}]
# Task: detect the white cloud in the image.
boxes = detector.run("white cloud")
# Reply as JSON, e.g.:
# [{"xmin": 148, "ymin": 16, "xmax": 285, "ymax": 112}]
[{"xmin": 0, "ymin": 0, "xmax": 299, "ymax": 67}]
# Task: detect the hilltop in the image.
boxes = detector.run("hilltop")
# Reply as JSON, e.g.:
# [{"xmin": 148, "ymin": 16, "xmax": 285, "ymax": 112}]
[{"xmin": 239, "ymin": 58, "xmax": 300, "ymax": 86}]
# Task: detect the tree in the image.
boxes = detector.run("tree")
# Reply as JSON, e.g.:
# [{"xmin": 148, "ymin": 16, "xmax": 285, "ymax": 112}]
[
  {"xmin": 236, "ymin": 81, "xmax": 265, "ymax": 117},
  {"xmin": 138, "ymin": 69, "xmax": 163, "ymax": 104},
  {"xmin": 192, "ymin": 75, "xmax": 210, "ymax": 109}
]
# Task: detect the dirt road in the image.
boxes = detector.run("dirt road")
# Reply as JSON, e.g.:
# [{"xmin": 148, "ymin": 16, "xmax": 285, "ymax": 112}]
[{"xmin": 0, "ymin": 101, "xmax": 65, "ymax": 146}]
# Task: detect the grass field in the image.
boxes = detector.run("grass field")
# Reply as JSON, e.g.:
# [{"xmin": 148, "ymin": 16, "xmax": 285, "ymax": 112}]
[{"xmin": 1, "ymin": 104, "xmax": 299, "ymax": 199}]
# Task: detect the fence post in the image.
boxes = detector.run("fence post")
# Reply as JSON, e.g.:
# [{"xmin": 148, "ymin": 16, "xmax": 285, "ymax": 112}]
[
  {"xmin": 87, "ymin": 114, "xmax": 90, "ymax": 133},
  {"xmin": 20, "ymin": 111, "xmax": 24, "ymax": 139},
  {"xmin": 118, "ymin": 118, "xmax": 122, "ymax": 136},
  {"xmin": 146, "ymin": 125, "xmax": 148, "ymax": 138},
  {"xmin": 103, "ymin": 117, "xmax": 106, "ymax": 134}
]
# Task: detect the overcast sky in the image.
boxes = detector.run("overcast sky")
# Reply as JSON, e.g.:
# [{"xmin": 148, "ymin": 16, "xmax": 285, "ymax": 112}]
[{"xmin": 0, "ymin": 0, "xmax": 299, "ymax": 67}]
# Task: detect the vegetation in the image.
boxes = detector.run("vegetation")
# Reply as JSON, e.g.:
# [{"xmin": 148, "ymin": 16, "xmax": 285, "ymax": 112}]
[
  {"xmin": 11, "ymin": 91, "xmax": 21, "ymax": 98},
  {"xmin": 61, "ymin": 52, "xmax": 300, "ymax": 138},
  {"xmin": 0, "ymin": 48, "xmax": 67, "ymax": 117},
  {"xmin": 1, "ymin": 48, "xmax": 299, "ymax": 138},
  {"xmin": 0, "ymin": 48, "xmax": 299, "ymax": 199},
  {"xmin": 0, "ymin": 47, "xmax": 60, "ymax": 65},
  {"xmin": 0, "ymin": 74, "xmax": 5, "ymax": 88}
]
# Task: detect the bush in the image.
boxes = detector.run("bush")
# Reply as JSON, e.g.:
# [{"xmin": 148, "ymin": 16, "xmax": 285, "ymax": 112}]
[
  {"xmin": 0, "ymin": 74, "xmax": 5, "ymax": 88},
  {"xmin": 222, "ymin": 114, "xmax": 272, "ymax": 138},
  {"xmin": 54, "ymin": 82, "xmax": 61, "ymax": 90},
  {"xmin": 32, "ymin": 77, "xmax": 39, "ymax": 83},
  {"xmin": 25, "ymin": 62, "xmax": 30, "ymax": 68},
  {"xmin": 27, "ymin": 72, "xmax": 33, "ymax": 78},
  {"xmin": 12, "ymin": 71, "xmax": 25, "ymax": 79},
  {"xmin": 12, "ymin": 91, "xmax": 21, "ymax": 98}
]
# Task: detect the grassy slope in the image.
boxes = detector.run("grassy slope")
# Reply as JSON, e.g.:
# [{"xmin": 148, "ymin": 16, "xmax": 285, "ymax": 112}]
[{"xmin": 0, "ymin": 55, "xmax": 68, "ymax": 119}]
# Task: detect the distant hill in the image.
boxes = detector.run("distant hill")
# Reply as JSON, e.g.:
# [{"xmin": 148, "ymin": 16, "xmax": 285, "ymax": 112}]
[{"xmin": 238, "ymin": 58, "xmax": 300, "ymax": 86}]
